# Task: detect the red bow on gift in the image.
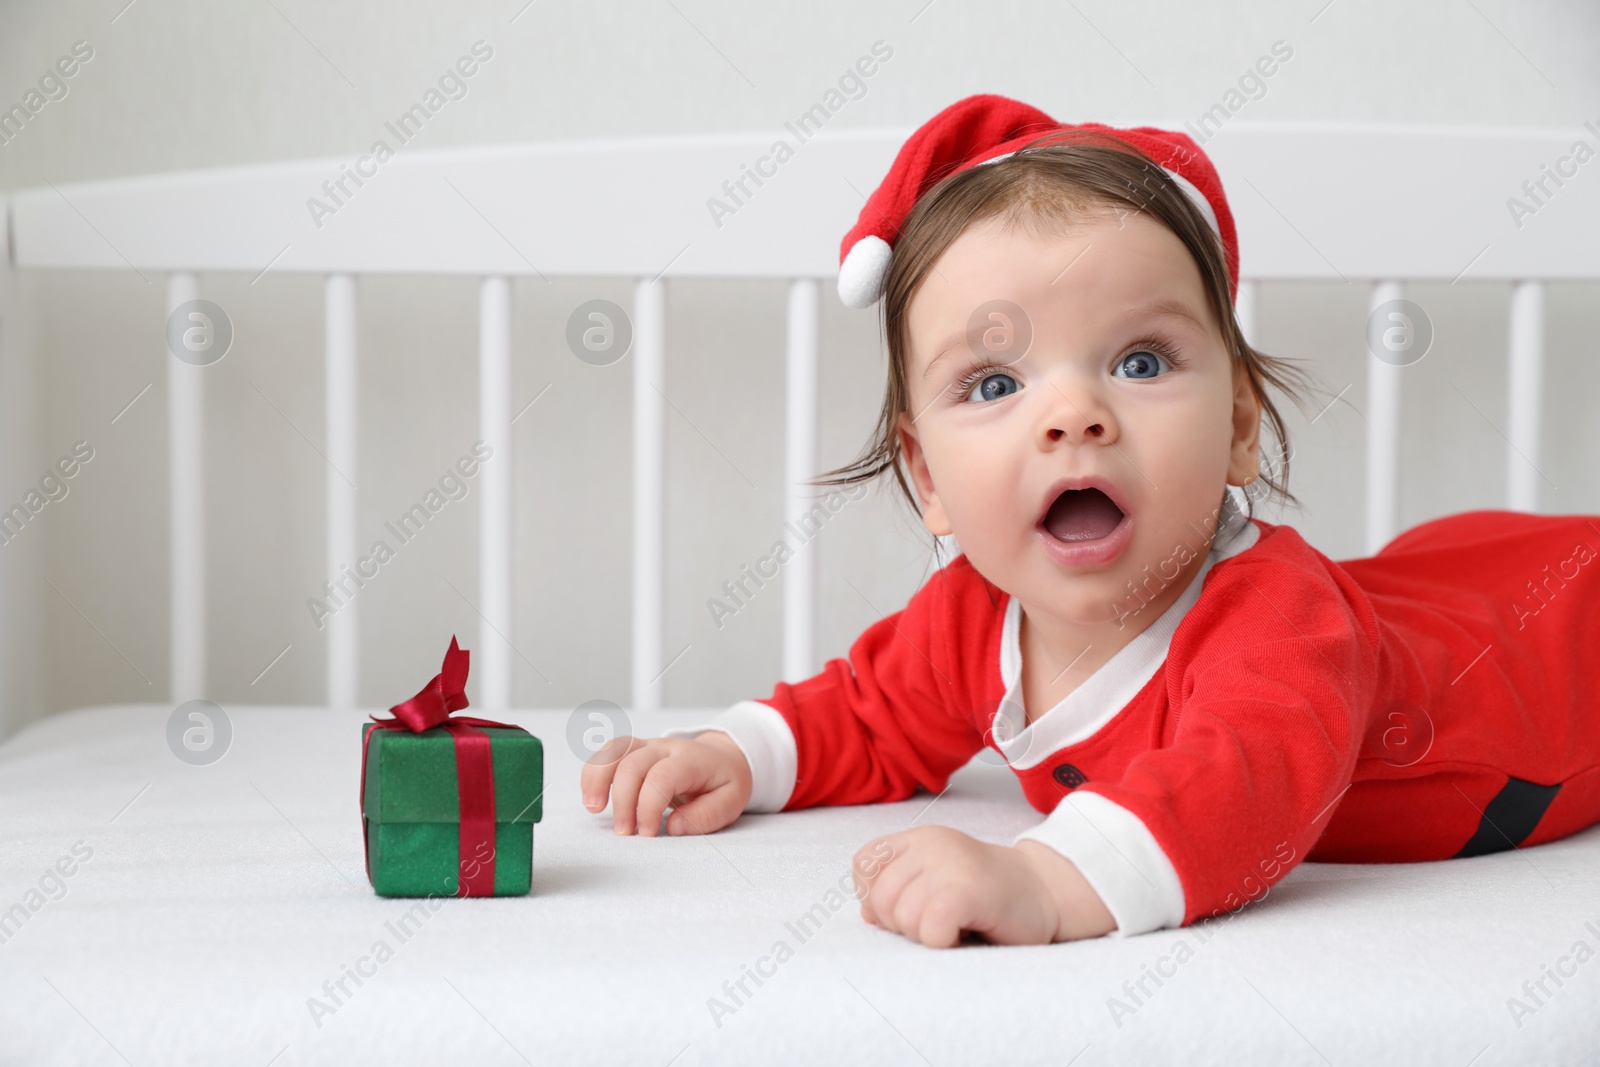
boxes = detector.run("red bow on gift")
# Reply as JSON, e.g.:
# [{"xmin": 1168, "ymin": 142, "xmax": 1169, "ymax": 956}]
[{"xmin": 359, "ymin": 635, "xmax": 514, "ymax": 897}]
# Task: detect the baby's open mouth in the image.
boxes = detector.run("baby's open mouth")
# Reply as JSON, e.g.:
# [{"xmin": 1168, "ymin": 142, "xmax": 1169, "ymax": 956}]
[{"xmin": 1040, "ymin": 487, "xmax": 1126, "ymax": 542}]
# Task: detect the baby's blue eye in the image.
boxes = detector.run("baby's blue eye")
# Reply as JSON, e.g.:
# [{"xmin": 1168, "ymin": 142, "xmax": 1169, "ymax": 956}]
[
  {"xmin": 1114, "ymin": 349, "xmax": 1172, "ymax": 379},
  {"xmin": 962, "ymin": 371, "xmax": 1020, "ymax": 403}
]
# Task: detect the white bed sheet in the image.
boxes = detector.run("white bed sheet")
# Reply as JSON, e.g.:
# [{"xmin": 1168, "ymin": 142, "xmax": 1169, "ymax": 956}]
[{"xmin": 1, "ymin": 704, "xmax": 1597, "ymax": 1066}]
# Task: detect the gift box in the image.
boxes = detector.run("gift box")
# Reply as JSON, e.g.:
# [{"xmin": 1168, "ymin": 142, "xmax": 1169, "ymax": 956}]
[{"xmin": 359, "ymin": 636, "xmax": 543, "ymax": 897}]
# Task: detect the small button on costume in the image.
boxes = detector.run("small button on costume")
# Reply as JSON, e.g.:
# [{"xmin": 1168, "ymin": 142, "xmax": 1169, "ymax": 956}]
[{"xmin": 665, "ymin": 508, "xmax": 1600, "ymax": 936}]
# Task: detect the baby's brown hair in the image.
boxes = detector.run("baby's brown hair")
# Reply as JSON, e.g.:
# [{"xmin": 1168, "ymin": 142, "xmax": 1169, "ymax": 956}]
[{"xmin": 808, "ymin": 131, "xmax": 1319, "ymax": 551}]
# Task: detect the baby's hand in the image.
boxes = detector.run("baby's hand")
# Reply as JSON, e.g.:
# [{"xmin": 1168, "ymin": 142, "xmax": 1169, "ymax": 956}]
[
  {"xmin": 580, "ymin": 732, "xmax": 753, "ymax": 837},
  {"xmin": 852, "ymin": 825, "xmax": 1117, "ymax": 947}
]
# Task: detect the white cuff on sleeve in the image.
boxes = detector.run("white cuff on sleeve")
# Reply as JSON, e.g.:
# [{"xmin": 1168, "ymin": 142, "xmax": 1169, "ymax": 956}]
[
  {"xmin": 1012, "ymin": 790, "xmax": 1186, "ymax": 937},
  {"xmin": 660, "ymin": 700, "xmax": 798, "ymax": 813}
]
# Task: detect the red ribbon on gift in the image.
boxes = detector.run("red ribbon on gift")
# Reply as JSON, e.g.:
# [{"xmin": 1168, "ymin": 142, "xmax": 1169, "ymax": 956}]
[{"xmin": 359, "ymin": 635, "xmax": 513, "ymax": 897}]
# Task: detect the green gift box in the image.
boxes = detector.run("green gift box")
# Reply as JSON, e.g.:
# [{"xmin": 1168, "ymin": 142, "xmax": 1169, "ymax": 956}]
[
  {"xmin": 359, "ymin": 635, "xmax": 543, "ymax": 898},
  {"xmin": 361, "ymin": 722, "xmax": 543, "ymax": 897}
]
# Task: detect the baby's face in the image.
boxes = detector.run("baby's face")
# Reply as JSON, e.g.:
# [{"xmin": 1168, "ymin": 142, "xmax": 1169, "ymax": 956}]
[{"xmin": 898, "ymin": 208, "xmax": 1260, "ymax": 627}]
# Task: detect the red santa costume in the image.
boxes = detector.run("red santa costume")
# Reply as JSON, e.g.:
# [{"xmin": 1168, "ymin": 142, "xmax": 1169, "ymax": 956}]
[{"xmin": 666, "ymin": 95, "xmax": 1600, "ymax": 937}]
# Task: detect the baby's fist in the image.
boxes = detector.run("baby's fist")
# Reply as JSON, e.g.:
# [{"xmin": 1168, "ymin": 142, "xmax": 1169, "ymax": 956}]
[{"xmin": 580, "ymin": 731, "xmax": 753, "ymax": 837}]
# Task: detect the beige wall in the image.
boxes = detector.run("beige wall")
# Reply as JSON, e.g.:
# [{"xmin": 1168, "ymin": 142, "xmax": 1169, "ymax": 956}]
[{"xmin": 1, "ymin": 0, "xmax": 1598, "ymax": 734}]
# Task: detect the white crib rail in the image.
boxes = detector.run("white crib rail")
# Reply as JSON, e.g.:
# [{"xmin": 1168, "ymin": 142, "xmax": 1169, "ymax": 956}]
[
  {"xmin": 1506, "ymin": 280, "xmax": 1545, "ymax": 514},
  {"xmin": 7, "ymin": 123, "xmax": 1599, "ymax": 708},
  {"xmin": 1365, "ymin": 280, "xmax": 1405, "ymax": 555},
  {"xmin": 783, "ymin": 279, "xmax": 820, "ymax": 686},
  {"xmin": 631, "ymin": 278, "xmax": 666, "ymax": 715},
  {"xmin": 478, "ymin": 276, "xmax": 514, "ymax": 712},
  {"xmin": 166, "ymin": 272, "xmax": 205, "ymax": 703}
]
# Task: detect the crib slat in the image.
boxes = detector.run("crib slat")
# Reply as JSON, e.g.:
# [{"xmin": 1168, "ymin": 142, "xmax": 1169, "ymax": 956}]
[
  {"xmin": 1234, "ymin": 279, "xmax": 1258, "ymax": 348},
  {"xmin": 167, "ymin": 272, "xmax": 206, "ymax": 703},
  {"xmin": 478, "ymin": 277, "xmax": 513, "ymax": 711},
  {"xmin": 1506, "ymin": 280, "xmax": 1545, "ymax": 512},
  {"xmin": 325, "ymin": 274, "xmax": 359, "ymax": 709},
  {"xmin": 783, "ymin": 279, "xmax": 819, "ymax": 683},
  {"xmin": 1365, "ymin": 281, "xmax": 1404, "ymax": 554},
  {"xmin": 632, "ymin": 278, "xmax": 665, "ymax": 715},
  {"xmin": 1233, "ymin": 280, "xmax": 1258, "ymax": 524}
]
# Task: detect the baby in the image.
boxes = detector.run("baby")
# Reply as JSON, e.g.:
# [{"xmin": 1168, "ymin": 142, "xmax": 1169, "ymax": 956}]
[{"xmin": 581, "ymin": 94, "xmax": 1600, "ymax": 948}]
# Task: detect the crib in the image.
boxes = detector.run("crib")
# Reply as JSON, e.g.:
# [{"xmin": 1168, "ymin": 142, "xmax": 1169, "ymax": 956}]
[{"xmin": 2, "ymin": 123, "xmax": 1598, "ymax": 1065}]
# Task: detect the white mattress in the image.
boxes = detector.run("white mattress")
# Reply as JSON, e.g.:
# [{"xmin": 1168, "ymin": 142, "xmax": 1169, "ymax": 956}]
[{"xmin": 1, "ymin": 704, "xmax": 1597, "ymax": 1066}]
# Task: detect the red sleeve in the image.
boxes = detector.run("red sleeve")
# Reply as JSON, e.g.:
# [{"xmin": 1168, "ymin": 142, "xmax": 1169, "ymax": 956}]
[
  {"xmin": 761, "ymin": 563, "xmax": 988, "ymax": 812},
  {"xmin": 1076, "ymin": 553, "xmax": 1380, "ymax": 925}
]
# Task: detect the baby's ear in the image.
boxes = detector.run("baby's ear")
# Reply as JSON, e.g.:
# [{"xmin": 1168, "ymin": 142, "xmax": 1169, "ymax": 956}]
[
  {"xmin": 1226, "ymin": 373, "xmax": 1263, "ymax": 485},
  {"xmin": 896, "ymin": 414, "xmax": 952, "ymax": 536}
]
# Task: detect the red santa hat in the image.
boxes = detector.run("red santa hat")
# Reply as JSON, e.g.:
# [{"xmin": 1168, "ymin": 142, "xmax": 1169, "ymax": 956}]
[{"xmin": 837, "ymin": 93, "xmax": 1239, "ymax": 309}]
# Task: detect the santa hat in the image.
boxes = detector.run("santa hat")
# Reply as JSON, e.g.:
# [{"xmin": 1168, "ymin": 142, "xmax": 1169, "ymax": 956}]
[{"xmin": 837, "ymin": 93, "xmax": 1239, "ymax": 309}]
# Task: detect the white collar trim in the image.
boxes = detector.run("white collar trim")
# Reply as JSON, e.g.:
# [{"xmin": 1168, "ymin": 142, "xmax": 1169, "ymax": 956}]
[{"xmin": 990, "ymin": 494, "xmax": 1260, "ymax": 770}]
